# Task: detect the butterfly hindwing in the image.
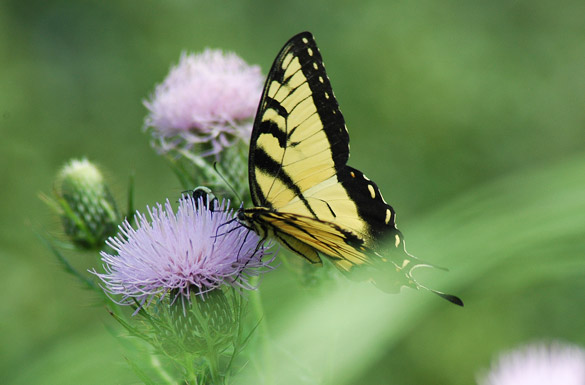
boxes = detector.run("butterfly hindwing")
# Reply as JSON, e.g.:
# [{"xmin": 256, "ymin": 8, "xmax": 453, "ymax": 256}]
[
  {"xmin": 335, "ymin": 166, "xmax": 399, "ymax": 242},
  {"xmin": 245, "ymin": 208, "xmax": 368, "ymax": 269}
]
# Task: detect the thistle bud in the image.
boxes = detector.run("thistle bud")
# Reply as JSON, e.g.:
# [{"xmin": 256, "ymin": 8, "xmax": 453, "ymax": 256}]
[{"xmin": 53, "ymin": 158, "xmax": 120, "ymax": 249}]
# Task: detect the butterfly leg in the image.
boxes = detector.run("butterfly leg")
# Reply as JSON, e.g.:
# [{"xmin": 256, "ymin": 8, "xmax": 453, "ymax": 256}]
[{"xmin": 232, "ymin": 226, "xmax": 271, "ymax": 283}]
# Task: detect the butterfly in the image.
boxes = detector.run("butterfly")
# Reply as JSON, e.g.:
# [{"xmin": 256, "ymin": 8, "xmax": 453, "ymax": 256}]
[{"xmin": 237, "ymin": 31, "xmax": 462, "ymax": 306}]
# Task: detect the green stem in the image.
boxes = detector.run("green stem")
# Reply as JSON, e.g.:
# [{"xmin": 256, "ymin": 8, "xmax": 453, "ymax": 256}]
[
  {"xmin": 35, "ymin": 232, "xmax": 98, "ymax": 292},
  {"xmin": 183, "ymin": 356, "xmax": 198, "ymax": 385},
  {"xmin": 206, "ymin": 351, "xmax": 221, "ymax": 385}
]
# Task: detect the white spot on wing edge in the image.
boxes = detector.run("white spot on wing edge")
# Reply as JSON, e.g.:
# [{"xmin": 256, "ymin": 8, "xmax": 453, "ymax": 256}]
[
  {"xmin": 385, "ymin": 209, "xmax": 392, "ymax": 224},
  {"xmin": 367, "ymin": 184, "xmax": 376, "ymax": 199},
  {"xmin": 394, "ymin": 234, "xmax": 400, "ymax": 247}
]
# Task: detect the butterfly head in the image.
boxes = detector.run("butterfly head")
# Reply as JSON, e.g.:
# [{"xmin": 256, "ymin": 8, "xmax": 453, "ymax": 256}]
[
  {"xmin": 235, "ymin": 207, "xmax": 274, "ymax": 241},
  {"xmin": 236, "ymin": 204, "xmax": 250, "ymax": 226}
]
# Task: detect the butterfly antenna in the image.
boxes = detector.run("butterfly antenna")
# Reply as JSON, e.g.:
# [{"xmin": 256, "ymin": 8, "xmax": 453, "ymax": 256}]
[{"xmin": 213, "ymin": 162, "xmax": 243, "ymax": 203}]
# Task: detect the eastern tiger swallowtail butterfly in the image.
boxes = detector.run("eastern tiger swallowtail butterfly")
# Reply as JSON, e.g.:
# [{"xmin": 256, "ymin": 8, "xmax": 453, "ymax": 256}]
[{"xmin": 237, "ymin": 32, "xmax": 462, "ymax": 306}]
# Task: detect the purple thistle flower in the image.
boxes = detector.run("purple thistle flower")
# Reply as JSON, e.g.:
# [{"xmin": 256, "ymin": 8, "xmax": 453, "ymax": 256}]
[
  {"xmin": 94, "ymin": 195, "xmax": 273, "ymax": 305},
  {"xmin": 477, "ymin": 341, "xmax": 585, "ymax": 385},
  {"xmin": 144, "ymin": 49, "xmax": 263, "ymax": 156}
]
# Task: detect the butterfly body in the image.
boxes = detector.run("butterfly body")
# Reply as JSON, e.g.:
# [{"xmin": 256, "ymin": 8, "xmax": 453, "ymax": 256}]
[{"xmin": 240, "ymin": 32, "xmax": 462, "ymax": 306}]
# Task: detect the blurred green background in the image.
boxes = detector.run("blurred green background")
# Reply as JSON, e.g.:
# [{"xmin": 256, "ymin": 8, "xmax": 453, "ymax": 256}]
[{"xmin": 2, "ymin": 0, "xmax": 584, "ymax": 384}]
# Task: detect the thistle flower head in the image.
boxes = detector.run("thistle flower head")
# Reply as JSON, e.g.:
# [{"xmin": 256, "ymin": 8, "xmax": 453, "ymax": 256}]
[
  {"xmin": 94, "ymin": 194, "xmax": 272, "ymax": 305},
  {"xmin": 477, "ymin": 341, "xmax": 585, "ymax": 385},
  {"xmin": 48, "ymin": 158, "xmax": 120, "ymax": 249},
  {"xmin": 144, "ymin": 49, "xmax": 263, "ymax": 156}
]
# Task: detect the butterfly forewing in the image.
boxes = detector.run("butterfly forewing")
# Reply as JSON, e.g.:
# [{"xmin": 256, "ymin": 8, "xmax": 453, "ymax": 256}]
[{"xmin": 249, "ymin": 32, "xmax": 349, "ymax": 212}]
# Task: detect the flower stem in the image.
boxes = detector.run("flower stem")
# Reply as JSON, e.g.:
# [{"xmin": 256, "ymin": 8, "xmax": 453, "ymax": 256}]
[
  {"xmin": 206, "ymin": 351, "xmax": 221, "ymax": 385},
  {"xmin": 183, "ymin": 357, "xmax": 198, "ymax": 385}
]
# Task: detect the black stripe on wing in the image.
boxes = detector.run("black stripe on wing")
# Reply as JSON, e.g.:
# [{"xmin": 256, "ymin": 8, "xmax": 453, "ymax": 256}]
[
  {"xmin": 252, "ymin": 148, "xmax": 317, "ymax": 217},
  {"xmin": 248, "ymin": 31, "xmax": 350, "ymax": 206}
]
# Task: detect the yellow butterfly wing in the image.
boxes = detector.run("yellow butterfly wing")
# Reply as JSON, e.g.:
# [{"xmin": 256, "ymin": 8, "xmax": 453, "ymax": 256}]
[
  {"xmin": 243, "ymin": 32, "xmax": 462, "ymax": 306},
  {"xmin": 243, "ymin": 208, "xmax": 368, "ymax": 269},
  {"xmin": 247, "ymin": 32, "xmax": 394, "ymax": 242}
]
